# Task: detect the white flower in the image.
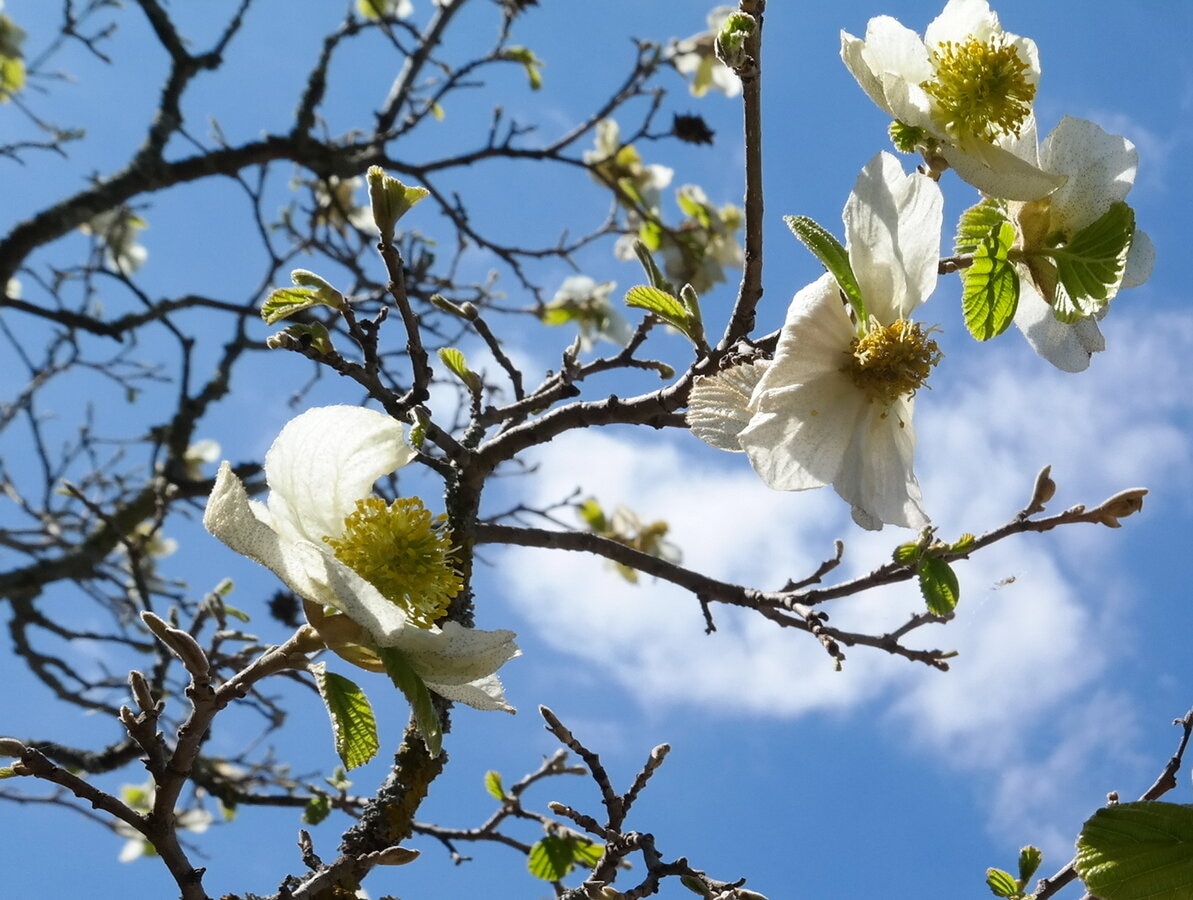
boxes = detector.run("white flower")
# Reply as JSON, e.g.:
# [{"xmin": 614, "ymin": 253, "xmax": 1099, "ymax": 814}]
[
  {"xmin": 584, "ymin": 119, "xmax": 673, "ymax": 214},
  {"xmin": 82, "ymin": 207, "xmax": 148, "ymax": 273},
  {"xmin": 541, "ymin": 275, "xmax": 633, "ymax": 351},
  {"xmin": 312, "ymin": 176, "xmax": 375, "ymax": 234},
  {"xmin": 1010, "ymin": 116, "xmax": 1155, "ymax": 371},
  {"xmin": 688, "ymin": 153, "xmax": 944, "ymax": 530},
  {"xmin": 668, "ymin": 6, "xmax": 743, "ymax": 98},
  {"xmin": 203, "ymin": 405, "xmax": 519, "ymax": 711},
  {"xmin": 115, "ymin": 780, "xmax": 213, "ymax": 863},
  {"xmin": 841, "ymin": 0, "xmax": 1063, "ymax": 201}
]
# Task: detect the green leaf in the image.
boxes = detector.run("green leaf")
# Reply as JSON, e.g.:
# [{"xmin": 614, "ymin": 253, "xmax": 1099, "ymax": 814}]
[
  {"xmin": 311, "ymin": 664, "xmax": 380, "ymax": 771},
  {"xmin": 625, "ymin": 284, "xmax": 697, "ymax": 341},
  {"xmin": 366, "ymin": 166, "xmax": 431, "ymax": 242},
  {"xmin": 955, "ymin": 200, "xmax": 1019, "ymax": 340},
  {"xmin": 484, "ymin": 770, "xmax": 505, "ymax": 800},
  {"xmin": 437, "ymin": 347, "xmax": 481, "ymax": 392},
  {"xmin": 377, "ymin": 646, "xmax": 443, "ymax": 758},
  {"xmin": 500, "ymin": 46, "xmax": 544, "ymax": 90},
  {"xmin": 1076, "ymin": 801, "xmax": 1193, "ymax": 900},
  {"xmin": 631, "ymin": 239, "xmax": 672, "ymax": 293},
  {"xmin": 266, "ymin": 321, "xmax": 335, "ymax": 355},
  {"xmin": 1048, "ymin": 202, "xmax": 1135, "ymax": 323},
  {"xmin": 783, "ymin": 215, "xmax": 866, "ymax": 323},
  {"xmin": 0, "ymin": 766, "xmax": 18, "ymax": 779},
  {"xmin": 303, "ymin": 793, "xmax": 331, "ymax": 826},
  {"xmin": 892, "ymin": 541, "xmax": 920, "ymax": 565},
  {"xmin": 528, "ymin": 835, "xmax": 574, "ymax": 881},
  {"xmin": 526, "ymin": 835, "xmax": 601, "ymax": 881},
  {"xmin": 985, "ymin": 868, "xmax": 1019, "ymax": 897},
  {"xmin": 261, "ymin": 287, "xmax": 341, "ymax": 325},
  {"xmin": 1018, "ymin": 845, "xmax": 1043, "ymax": 884},
  {"xmin": 918, "ymin": 557, "xmax": 959, "ymax": 615},
  {"xmin": 577, "ymin": 498, "xmax": 607, "ymax": 533}
]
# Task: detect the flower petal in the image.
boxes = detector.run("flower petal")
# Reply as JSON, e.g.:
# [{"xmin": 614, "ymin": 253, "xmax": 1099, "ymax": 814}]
[
  {"xmin": 427, "ymin": 673, "xmax": 515, "ymax": 712},
  {"xmin": 1013, "ymin": 279, "xmax": 1105, "ymax": 372},
  {"xmin": 1123, "ymin": 229, "xmax": 1155, "ymax": 289},
  {"xmin": 204, "ymin": 462, "xmax": 416, "ymax": 644},
  {"xmin": 844, "ymin": 152, "xmax": 943, "ymax": 320},
  {"xmin": 942, "ymin": 139, "xmax": 1065, "ymax": 201},
  {"xmin": 1040, "ymin": 116, "xmax": 1138, "ymax": 233},
  {"xmin": 264, "ymin": 405, "xmax": 416, "ymax": 544},
  {"xmin": 833, "ymin": 395, "xmax": 927, "ymax": 529},
  {"xmin": 687, "ymin": 361, "xmax": 769, "ymax": 452}
]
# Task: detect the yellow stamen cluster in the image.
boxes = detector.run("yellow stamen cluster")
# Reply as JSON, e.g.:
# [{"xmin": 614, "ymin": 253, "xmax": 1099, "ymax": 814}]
[
  {"xmin": 921, "ymin": 36, "xmax": 1036, "ymax": 141},
  {"xmin": 324, "ymin": 496, "xmax": 461, "ymax": 630},
  {"xmin": 844, "ymin": 319, "xmax": 941, "ymax": 408}
]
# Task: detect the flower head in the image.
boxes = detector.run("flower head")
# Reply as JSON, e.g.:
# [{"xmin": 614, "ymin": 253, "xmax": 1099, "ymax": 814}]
[
  {"xmin": 667, "ymin": 5, "xmax": 743, "ymax": 98},
  {"xmin": 841, "ymin": 0, "xmax": 1063, "ymax": 201},
  {"xmin": 540, "ymin": 275, "xmax": 633, "ymax": 351},
  {"xmin": 688, "ymin": 153, "xmax": 944, "ymax": 530},
  {"xmin": 1009, "ymin": 116, "xmax": 1155, "ymax": 371},
  {"xmin": 203, "ymin": 405, "xmax": 519, "ymax": 711},
  {"xmin": 82, "ymin": 207, "xmax": 149, "ymax": 273}
]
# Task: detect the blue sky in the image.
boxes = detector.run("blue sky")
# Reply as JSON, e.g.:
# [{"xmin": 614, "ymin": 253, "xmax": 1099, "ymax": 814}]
[{"xmin": 2, "ymin": 1, "xmax": 1192, "ymax": 898}]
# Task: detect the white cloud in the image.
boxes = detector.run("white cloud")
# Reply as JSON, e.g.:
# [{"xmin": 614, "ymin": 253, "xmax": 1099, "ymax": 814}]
[{"xmin": 484, "ymin": 300, "xmax": 1193, "ymax": 844}]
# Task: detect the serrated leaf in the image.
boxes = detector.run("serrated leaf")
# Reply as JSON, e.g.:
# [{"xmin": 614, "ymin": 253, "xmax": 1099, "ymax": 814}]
[
  {"xmin": 311, "ymin": 664, "xmax": 380, "ymax": 771},
  {"xmin": 783, "ymin": 215, "xmax": 866, "ymax": 322},
  {"xmin": 437, "ymin": 347, "xmax": 480, "ymax": 392},
  {"xmin": 632, "ymin": 239, "xmax": 673, "ymax": 293},
  {"xmin": 1076, "ymin": 801, "xmax": 1193, "ymax": 900},
  {"xmin": 261, "ymin": 287, "xmax": 341, "ymax": 325},
  {"xmin": 1049, "ymin": 202, "xmax": 1135, "ymax": 323},
  {"xmin": 527, "ymin": 835, "xmax": 598, "ymax": 881},
  {"xmin": 955, "ymin": 200, "xmax": 1019, "ymax": 340},
  {"xmin": 986, "ymin": 867, "xmax": 1019, "ymax": 897},
  {"xmin": 484, "ymin": 770, "xmax": 505, "ymax": 800},
  {"xmin": 303, "ymin": 793, "xmax": 331, "ymax": 826},
  {"xmin": 892, "ymin": 541, "xmax": 920, "ymax": 565},
  {"xmin": 918, "ymin": 557, "xmax": 959, "ymax": 615},
  {"xmin": 528, "ymin": 835, "xmax": 575, "ymax": 881},
  {"xmin": 571, "ymin": 839, "xmax": 603, "ymax": 868},
  {"xmin": 1018, "ymin": 845, "xmax": 1043, "ymax": 884},
  {"xmin": 625, "ymin": 285, "xmax": 693, "ymax": 338},
  {"xmin": 0, "ymin": 766, "xmax": 18, "ymax": 779},
  {"xmin": 377, "ymin": 647, "xmax": 442, "ymax": 758}
]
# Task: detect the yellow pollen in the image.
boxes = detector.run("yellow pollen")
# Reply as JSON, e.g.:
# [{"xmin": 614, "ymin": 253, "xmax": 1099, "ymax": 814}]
[
  {"xmin": 844, "ymin": 319, "xmax": 941, "ymax": 407},
  {"xmin": 921, "ymin": 36, "xmax": 1036, "ymax": 141},
  {"xmin": 323, "ymin": 496, "xmax": 462, "ymax": 630}
]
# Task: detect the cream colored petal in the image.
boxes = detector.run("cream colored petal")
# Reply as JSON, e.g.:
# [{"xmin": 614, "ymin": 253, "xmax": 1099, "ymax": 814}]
[
  {"xmin": 941, "ymin": 139, "xmax": 1065, "ymax": 201},
  {"xmin": 840, "ymin": 30, "xmax": 892, "ymax": 115},
  {"xmin": 831, "ymin": 396, "xmax": 927, "ymax": 530},
  {"xmin": 1040, "ymin": 116, "xmax": 1137, "ymax": 233},
  {"xmin": 844, "ymin": 152, "xmax": 943, "ymax": 320},
  {"xmin": 204, "ymin": 462, "xmax": 417, "ymax": 643},
  {"xmin": 1122, "ymin": 230, "xmax": 1155, "ymax": 289},
  {"xmin": 687, "ymin": 362, "xmax": 769, "ymax": 452},
  {"xmin": 428, "ymin": 673, "xmax": 515, "ymax": 712},
  {"xmin": 1013, "ymin": 277, "xmax": 1104, "ymax": 372},
  {"xmin": 925, "ymin": 0, "xmax": 998, "ymax": 46},
  {"xmin": 264, "ymin": 405, "xmax": 416, "ymax": 544}
]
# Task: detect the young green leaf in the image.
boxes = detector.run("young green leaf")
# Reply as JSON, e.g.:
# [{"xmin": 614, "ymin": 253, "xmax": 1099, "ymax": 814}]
[
  {"xmin": 266, "ymin": 321, "xmax": 335, "ymax": 355},
  {"xmin": 625, "ymin": 284, "xmax": 701, "ymax": 344},
  {"xmin": 484, "ymin": 770, "xmax": 505, "ymax": 801},
  {"xmin": 311, "ymin": 663, "xmax": 380, "ymax": 771},
  {"xmin": 955, "ymin": 200, "xmax": 1019, "ymax": 340},
  {"xmin": 366, "ymin": 166, "xmax": 431, "ymax": 242},
  {"xmin": 632, "ymin": 239, "xmax": 673, "ymax": 293},
  {"xmin": 438, "ymin": 347, "xmax": 481, "ymax": 393},
  {"xmin": 784, "ymin": 215, "xmax": 866, "ymax": 323},
  {"xmin": 1017, "ymin": 845, "xmax": 1043, "ymax": 884},
  {"xmin": 527, "ymin": 835, "xmax": 577, "ymax": 881},
  {"xmin": 1049, "ymin": 202, "xmax": 1135, "ymax": 323},
  {"xmin": 261, "ymin": 287, "xmax": 339, "ymax": 325},
  {"xmin": 985, "ymin": 867, "xmax": 1019, "ymax": 897},
  {"xmin": 377, "ymin": 646, "xmax": 443, "ymax": 758},
  {"xmin": 303, "ymin": 793, "xmax": 331, "ymax": 826},
  {"xmin": 0, "ymin": 766, "xmax": 18, "ymax": 779},
  {"xmin": 918, "ymin": 557, "xmax": 960, "ymax": 615},
  {"xmin": 1076, "ymin": 801, "xmax": 1193, "ymax": 900}
]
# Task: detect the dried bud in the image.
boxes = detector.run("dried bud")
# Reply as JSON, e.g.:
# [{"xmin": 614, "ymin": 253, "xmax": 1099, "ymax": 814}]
[
  {"xmin": 1026, "ymin": 465, "xmax": 1057, "ymax": 514},
  {"xmin": 368, "ymin": 846, "xmax": 420, "ymax": 866},
  {"xmin": 128, "ymin": 670, "xmax": 158, "ymax": 713}
]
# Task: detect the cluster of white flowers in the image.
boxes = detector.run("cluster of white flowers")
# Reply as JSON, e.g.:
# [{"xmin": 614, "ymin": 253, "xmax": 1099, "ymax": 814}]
[{"xmin": 688, "ymin": 0, "xmax": 1152, "ymax": 530}]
